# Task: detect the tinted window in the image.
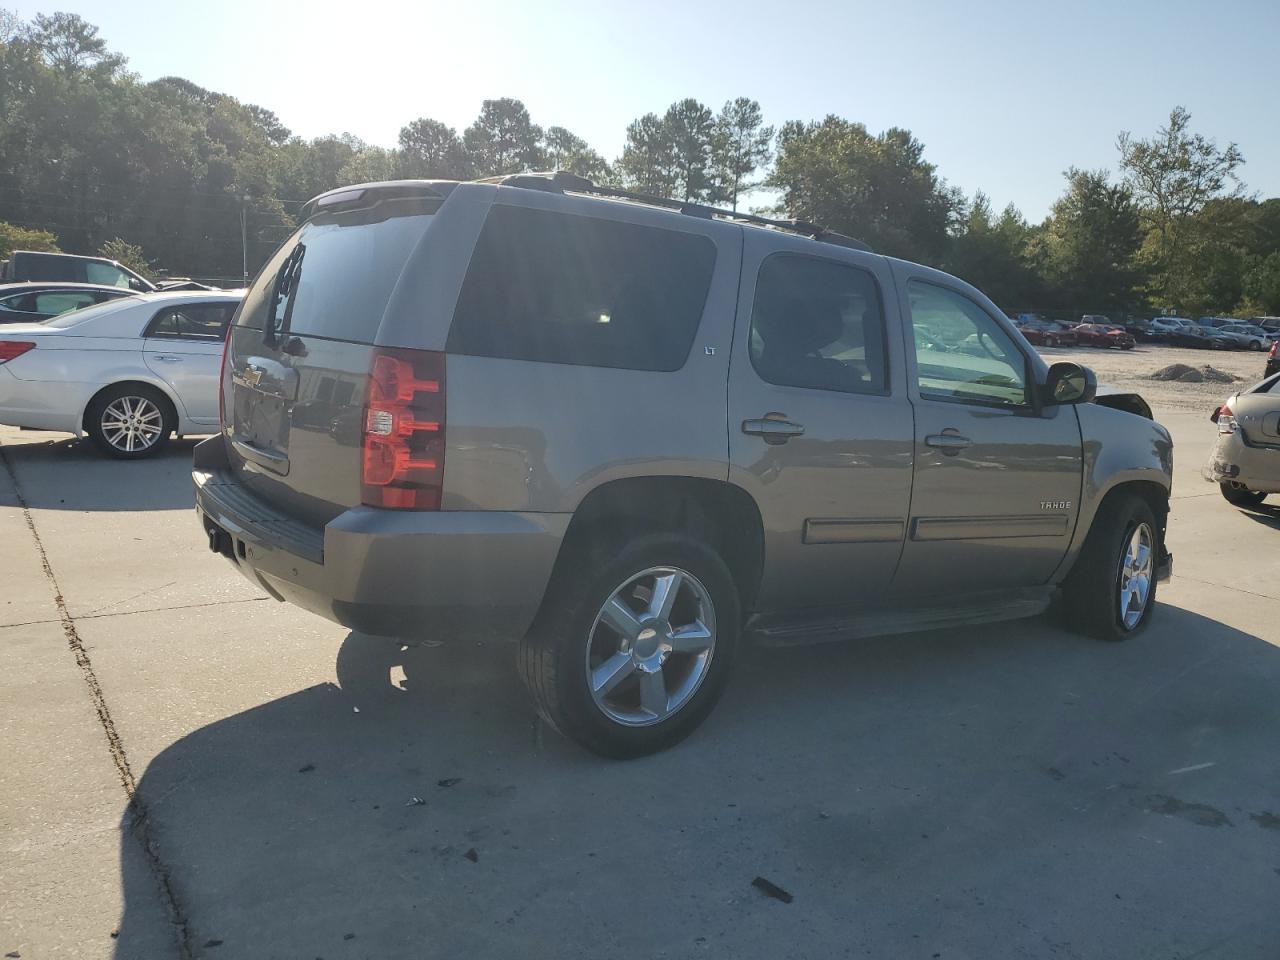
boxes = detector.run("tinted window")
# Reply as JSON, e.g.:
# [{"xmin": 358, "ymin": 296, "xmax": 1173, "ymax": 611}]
[
  {"xmin": 236, "ymin": 202, "xmax": 435, "ymax": 342},
  {"xmin": 907, "ymin": 281, "xmax": 1028, "ymax": 407},
  {"xmin": 448, "ymin": 205, "xmax": 716, "ymax": 371},
  {"xmin": 21, "ymin": 254, "xmax": 85, "ymax": 283},
  {"xmin": 35, "ymin": 292, "xmax": 96, "ymax": 315},
  {"xmin": 0, "ymin": 294, "xmax": 34, "ymax": 312},
  {"xmin": 147, "ymin": 303, "xmax": 235, "ymax": 341},
  {"xmin": 748, "ymin": 254, "xmax": 887, "ymax": 395},
  {"xmin": 85, "ymin": 262, "xmax": 130, "ymax": 287}
]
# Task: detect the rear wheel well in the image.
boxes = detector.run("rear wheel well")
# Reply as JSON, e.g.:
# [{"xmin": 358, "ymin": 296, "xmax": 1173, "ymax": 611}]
[
  {"xmin": 552, "ymin": 477, "xmax": 765, "ymax": 612},
  {"xmin": 82, "ymin": 381, "xmax": 177, "ymax": 433}
]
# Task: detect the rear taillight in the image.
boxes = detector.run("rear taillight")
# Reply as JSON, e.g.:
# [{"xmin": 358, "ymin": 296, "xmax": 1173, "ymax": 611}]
[
  {"xmin": 217, "ymin": 331, "xmax": 231, "ymax": 429},
  {"xmin": 1216, "ymin": 401, "xmax": 1237, "ymax": 434},
  {"xmin": 361, "ymin": 347, "xmax": 445, "ymax": 510},
  {"xmin": 0, "ymin": 341, "xmax": 35, "ymax": 363}
]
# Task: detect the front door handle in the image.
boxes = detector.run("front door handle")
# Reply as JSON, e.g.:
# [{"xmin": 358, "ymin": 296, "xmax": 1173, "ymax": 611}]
[
  {"xmin": 151, "ymin": 355, "xmax": 183, "ymax": 362},
  {"xmin": 925, "ymin": 431, "xmax": 971, "ymax": 455},
  {"xmin": 743, "ymin": 414, "xmax": 805, "ymax": 445}
]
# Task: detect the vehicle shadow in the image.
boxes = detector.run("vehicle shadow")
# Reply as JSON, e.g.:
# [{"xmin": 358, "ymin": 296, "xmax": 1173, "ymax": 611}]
[
  {"xmin": 0, "ymin": 435, "xmax": 202, "ymax": 511},
  {"xmin": 113, "ymin": 606, "xmax": 1280, "ymax": 959},
  {"xmin": 1237, "ymin": 502, "xmax": 1280, "ymax": 531}
]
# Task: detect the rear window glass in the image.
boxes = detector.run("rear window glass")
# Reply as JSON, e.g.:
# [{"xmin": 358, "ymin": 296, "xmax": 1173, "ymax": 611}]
[
  {"xmin": 236, "ymin": 206, "xmax": 434, "ymax": 342},
  {"xmin": 447, "ymin": 204, "xmax": 716, "ymax": 371}
]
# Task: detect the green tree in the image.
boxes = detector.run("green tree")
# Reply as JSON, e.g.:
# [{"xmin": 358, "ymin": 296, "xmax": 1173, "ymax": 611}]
[
  {"xmin": 1241, "ymin": 252, "xmax": 1280, "ymax": 316},
  {"xmin": 769, "ymin": 117, "xmax": 962, "ymax": 262},
  {"xmin": 709, "ymin": 97, "xmax": 773, "ymax": 210},
  {"xmin": 944, "ymin": 193, "xmax": 1041, "ymax": 309},
  {"xmin": 663, "ymin": 99, "xmax": 715, "ymax": 202},
  {"xmin": 397, "ymin": 117, "xmax": 466, "ymax": 179},
  {"xmin": 543, "ymin": 126, "xmax": 609, "ymax": 181},
  {"xmin": 98, "ymin": 237, "xmax": 151, "ymax": 275},
  {"xmin": 462, "ymin": 98, "xmax": 544, "ymax": 177},
  {"xmin": 1042, "ymin": 169, "xmax": 1143, "ymax": 314},
  {"xmin": 1117, "ymin": 107, "xmax": 1246, "ymax": 304},
  {"xmin": 30, "ymin": 12, "xmax": 121, "ymax": 74},
  {"xmin": 617, "ymin": 112, "xmax": 677, "ymax": 196},
  {"xmin": 0, "ymin": 221, "xmax": 59, "ymax": 258}
]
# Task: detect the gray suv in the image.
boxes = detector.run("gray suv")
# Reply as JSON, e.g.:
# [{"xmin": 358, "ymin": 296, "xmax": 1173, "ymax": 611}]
[{"xmin": 194, "ymin": 173, "xmax": 1173, "ymax": 757}]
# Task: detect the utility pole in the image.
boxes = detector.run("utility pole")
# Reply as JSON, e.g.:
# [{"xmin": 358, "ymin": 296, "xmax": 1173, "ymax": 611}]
[{"xmin": 240, "ymin": 195, "xmax": 249, "ymax": 284}]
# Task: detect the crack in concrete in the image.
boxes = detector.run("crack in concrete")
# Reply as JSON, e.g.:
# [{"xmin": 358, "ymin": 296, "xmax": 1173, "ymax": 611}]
[
  {"xmin": 0, "ymin": 595, "xmax": 271, "ymax": 631},
  {"xmin": 1, "ymin": 446, "xmax": 193, "ymax": 960}
]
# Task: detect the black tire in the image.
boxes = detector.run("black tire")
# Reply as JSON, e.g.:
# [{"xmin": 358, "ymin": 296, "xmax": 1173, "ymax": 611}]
[
  {"xmin": 1061, "ymin": 493, "xmax": 1159, "ymax": 642},
  {"xmin": 1220, "ymin": 481, "xmax": 1267, "ymax": 507},
  {"xmin": 85, "ymin": 383, "xmax": 175, "ymax": 459},
  {"xmin": 1248, "ymin": 340, "xmax": 1263, "ymax": 351},
  {"xmin": 519, "ymin": 531, "xmax": 740, "ymax": 759}
]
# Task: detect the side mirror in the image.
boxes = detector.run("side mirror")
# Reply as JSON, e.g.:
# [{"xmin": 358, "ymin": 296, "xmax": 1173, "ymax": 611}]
[{"xmin": 1043, "ymin": 361, "xmax": 1096, "ymax": 405}]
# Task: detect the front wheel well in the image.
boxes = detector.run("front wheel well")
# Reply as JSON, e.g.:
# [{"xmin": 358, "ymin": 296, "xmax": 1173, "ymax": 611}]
[
  {"xmin": 1095, "ymin": 480, "xmax": 1169, "ymax": 544},
  {"xmin": 81, "ymin": 381, "xmax": 178, "ymax": 433},
  {"xmin": 551, "ymin": 477, "xmax": 765, "ymax": 613}
]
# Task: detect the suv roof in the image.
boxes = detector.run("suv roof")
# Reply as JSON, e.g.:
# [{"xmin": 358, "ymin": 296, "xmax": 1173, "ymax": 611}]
[{"xmin": 303, "ymin": 171, "xmax": 874, "ymax": 254}]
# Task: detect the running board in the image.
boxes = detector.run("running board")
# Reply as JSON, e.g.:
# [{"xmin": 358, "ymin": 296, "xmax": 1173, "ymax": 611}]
[{"xmin": 747, "ymin": 588, "xmax": 1054, "ymax": 648}]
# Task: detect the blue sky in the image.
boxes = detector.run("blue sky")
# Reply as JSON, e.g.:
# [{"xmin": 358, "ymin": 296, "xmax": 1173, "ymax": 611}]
[{"xmin": 13, "ymin": 0, "xmax": 1279, "ymax": 218}]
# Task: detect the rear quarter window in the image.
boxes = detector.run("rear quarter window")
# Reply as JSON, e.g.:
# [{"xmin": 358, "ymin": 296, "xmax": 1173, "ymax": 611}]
[{"xmin": 447, "ymin": 204, "xmax": 717, "ymax": 372}]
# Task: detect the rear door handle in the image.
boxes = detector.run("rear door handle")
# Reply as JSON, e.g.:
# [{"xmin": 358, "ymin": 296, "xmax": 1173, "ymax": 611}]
[
  {"xmin": 925, "ymin": 431, "xmax": 971, "ymax": 455},
  {"xmin": 152, "ymin": 355, "xmax": 183, "ymax": 362},
  {"xmin": 742, "ymin": 415, "xmax": 805, "ymax": 445}
]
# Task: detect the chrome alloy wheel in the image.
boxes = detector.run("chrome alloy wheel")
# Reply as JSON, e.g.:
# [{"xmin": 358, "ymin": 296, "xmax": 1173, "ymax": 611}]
[
  {"xmin": 585, "ymin": 566, "xmax": 716, "ymax": 726},
  {"xmin": 1118, "ymin": 522, "xmax": 1154, "ymax": 630},
  {"xmin": 100, "ymin": 395, "xmax": 164, "ymax": 453}
]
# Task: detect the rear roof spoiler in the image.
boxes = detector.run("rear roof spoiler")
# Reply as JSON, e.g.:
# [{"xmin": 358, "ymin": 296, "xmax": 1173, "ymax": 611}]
[{"xmin": 300, "ymin": 181, "xmax": 455, "ymax": 221}]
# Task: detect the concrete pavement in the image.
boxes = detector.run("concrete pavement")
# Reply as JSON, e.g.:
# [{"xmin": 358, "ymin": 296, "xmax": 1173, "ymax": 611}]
[{"xmin": 1, "ymin": 407, "xmax": 1278, "ymax": 960}]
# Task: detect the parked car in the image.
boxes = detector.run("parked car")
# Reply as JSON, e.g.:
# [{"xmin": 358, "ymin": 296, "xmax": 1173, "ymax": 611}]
[
  {"xmin": 1118, "ymin": 318, "xmax": 1164, "ymax": 342},
  {"xmin": 0, "ymin": 282, "xmax": 140, "ymax": 323},
  {"xmin": 1016, "ymin": 319, "xmax": 1073, "ymax": 347},
  {"xmin": 1166, "ymin": 325, "xmax": 1231, "ymax": 349},
  {"xmin": 0, "ymin": 289, "xmax": 243, "ymax": 457},
  {"xmin": 1215, "ymin": 323, "xmax": 1270, "ymax": 351},
  {"xmin": 0, "ymin": 249, "xmax": 214, "ymax": 292},
  {"xmin": 188, "ymin": 174, "xmax": 1174, "ymax": 758},
  {"xmin": 1207, "ymin": 372, "xmax": 1280, "ymax": 507},
  {"xmin": 1073, "ymin": 323, "xmax": 1137, "ymax": 349},
  {"xmin": 1148, "ymin": 316, "xmax": 1188, "ymax": 336}
]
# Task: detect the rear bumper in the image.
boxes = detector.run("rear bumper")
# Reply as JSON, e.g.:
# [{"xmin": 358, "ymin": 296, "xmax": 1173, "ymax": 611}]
[
  {"xmin": 192, "ymin": 437, "xmax": 570, "ymax": 639},
  {"xmin": 1205, "ymin": 431, "xmax": 1280, "ymax": 494}
]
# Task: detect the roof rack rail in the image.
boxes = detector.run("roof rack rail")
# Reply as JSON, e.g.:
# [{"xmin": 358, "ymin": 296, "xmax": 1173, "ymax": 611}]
[{"xmin": 491, "ymin": 171, "xmax": 872, "ymax": 253}]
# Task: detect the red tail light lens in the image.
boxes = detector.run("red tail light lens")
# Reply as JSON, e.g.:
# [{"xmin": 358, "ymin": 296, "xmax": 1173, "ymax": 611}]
[
  {"xmin": 1270, "ymin": 342, "xmax": 1278, "ymax": 358},
  {"xmin": 0, "ymin": 341, "xmax": 35, "ymax": 363},
  {"xmin": 361, "ymin": 347, "xmax": 445, "ymax": 509},
  {"xmin": 1216, "ymin": 402, "xmax": 1237, "ymax": 434},
  {"xmin": 217, "ymin": 329, "xmax": 231, "ymax": 430}
]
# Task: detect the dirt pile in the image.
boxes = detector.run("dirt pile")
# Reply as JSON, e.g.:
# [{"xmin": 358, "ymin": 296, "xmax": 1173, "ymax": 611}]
[{"xmin": 1150, "ymin": 364, "xmax": 1240, "ymax": 384}]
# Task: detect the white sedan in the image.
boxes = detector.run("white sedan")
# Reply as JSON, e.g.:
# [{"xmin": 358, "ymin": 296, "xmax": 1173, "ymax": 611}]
[{"xmin": 0, "ymin": 289, "xmax": 243, "ymax": 458}]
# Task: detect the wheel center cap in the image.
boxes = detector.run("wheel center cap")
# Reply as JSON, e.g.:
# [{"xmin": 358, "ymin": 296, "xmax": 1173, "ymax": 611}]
[{"xmin": 633, "ymin": 623, "xmax": 669, "ymax": 660}]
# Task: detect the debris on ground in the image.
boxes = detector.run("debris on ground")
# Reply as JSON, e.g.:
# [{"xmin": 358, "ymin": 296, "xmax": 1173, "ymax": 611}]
[
  {"xmin": 464, "ymin": 848, "xmax": 479, "ymax": 862},
  {"xmin": 751, "ymin": 876, "xmax": 793, "ymax": 903},
  {"xmin": 203, "ymin": 940, "xmax": 223, "ymax": 948},
  {"xmin": 298, "ymin": 763, "xmax": 315, "ymax": 773},
  {"xmin": 438, "ymin": 777, "xmax": 462, "ymax": 788},
  {"xmin": 1199, "ymin": 366, "xmax": 1240, "ymax": 383},
  {"xmin": 406, "ymin": 796, "xmax": 426, "ymax": 806},
  {"xmin": 1149, "ymin": 363, "xmax": 1240, "ymax": 384}
]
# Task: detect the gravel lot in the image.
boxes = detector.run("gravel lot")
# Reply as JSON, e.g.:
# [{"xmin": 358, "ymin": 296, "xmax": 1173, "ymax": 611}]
[
  {"xmin": 1042, "ymin": 342, "xmax": 1272, "ymax": 412},
  {"xmin": 2, "ymin": 397, "xmax": 1278, "ymax": 959}
]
